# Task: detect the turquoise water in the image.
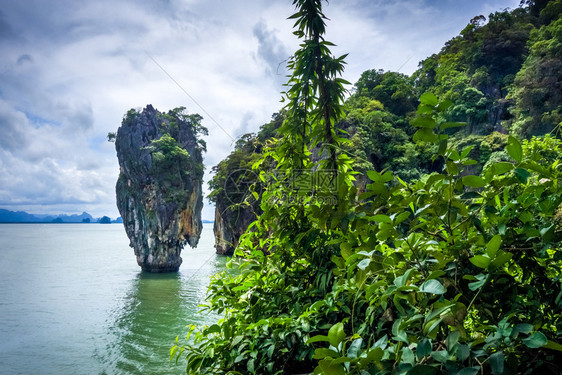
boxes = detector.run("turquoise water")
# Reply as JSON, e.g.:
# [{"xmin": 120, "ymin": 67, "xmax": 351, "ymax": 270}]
[{"xmin": 0, "ymin": 223, "xmax": 225, "ymax": 374}]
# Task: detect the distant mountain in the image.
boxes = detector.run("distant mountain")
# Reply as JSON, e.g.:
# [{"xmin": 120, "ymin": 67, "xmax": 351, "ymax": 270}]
[
  {"xmin": 202, "ymin": 219, "xmax": 214, "ymax": 224},
  {"xmin": 0, "ymin": 209, "xmax": 40, "ymax": 222},
  {"xmin": 0, "ymin": 209, "xmax": 118, "ymax": 223}
]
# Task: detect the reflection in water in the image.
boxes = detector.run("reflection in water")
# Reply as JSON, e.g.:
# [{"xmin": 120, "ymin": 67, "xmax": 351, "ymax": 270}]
[{"xmin": 97, "ymin": 257, "xmax": 226, "ymax": 375}]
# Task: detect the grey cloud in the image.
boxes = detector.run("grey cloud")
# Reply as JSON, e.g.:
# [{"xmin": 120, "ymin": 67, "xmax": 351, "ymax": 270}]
[
  {"xmin": 0, "ymin": 101, "xmax": 30, "ymax": 152},
  {"xmin": 55, "ymin": 100, "xmax": 94, "ymax": 131},
  {"xmin": 253, "ymin": 20, "xmax": 290, "ymax": 82}
]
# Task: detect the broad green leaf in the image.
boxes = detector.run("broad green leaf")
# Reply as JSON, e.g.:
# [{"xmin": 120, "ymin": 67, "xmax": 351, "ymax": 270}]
[
  {"xmin": 411, "ymin": 116, "xmax": 436, "ymax": 128},
  {"xmin": 447, "ymin": 331, "xmax": 460, "ymax": 350},
  {"xmin": 340, "ymin": 242, "xmax": 352, "ymax": 260},
  {"xmin": 457, "ymin": 344, "xmax": 470, "ymax": 361},
  {"xmin": 490, "ymin": 351, "xmax": 504, "ymax": 375},
  {"xmin": 416, "ymin": 339, "xmax": 432, "ymax": 358},
  {"xmin": 456, "ymin": 367, "xmax": 479, "ymax": 375},
  {"xmin": 462, "ymin": 175, "xmax": 486, "ymax": 188},
  {"xmin": 413, "ymin": 128, "xmax": 438, "ymax": 143},
  {"xmin": 372, "ymin": 214, "xmax": 392, "ymax": 223},
  {"xmin": 506, "ymin": 136, "xmax": 522, "ymax": 163},
  {"xmin": 420, "ymin": 279, "xmax": 446, "ymax": 294},
  {"xmin": 470, "ymin": 255, "xmax": 491, "ymax": 269},
  {"xmin": 486, "ymin": 235, "xmax": 501, "ymax": 258},
  {"xmin": 247, "ymin": 358, "xmax": 255, "ymax": 373},
  {"xmin": 306, "ymin": 335, "xmax": 330, "ymax": 344},
  {"xmin": 420, "ymin": 92, "xmax": 438, "ymax": 106},
  {"xmin": 407, "ymin": 365, "xmax": 436, "ymax": 375},
  {"xmin": 492, "ymin": 162, "xmax": 513, "ymax": 175},
  {"xmin": 402, "ymin": 347, "xmax": 415, "ymax": 365},
  {"xmin": 347, "ymin": 338, "xmax": 363, "ymax": 359},
  {"xmin": 328, "ymin": 322, "xmax": 346, "ymax": 348},
  {"xmin": 544, "ymin": 340, "xmax": 562, "ymax": 351},
  {"xmin": 491, "ymin": 253, "xmax": 513, "ymax": 268},
  {"xmin": 318, "ymin": 359, "xmax": 346, "ymax": 375},
  {"xmin": 514, "ymin": 168, "xmax": 531, "ymax": 183},
  {"xmin": 430, "ymin": 350, "xmax": 449, "ymax": 362},
  {"xmin": 357, "ymin": 258, "xmax": 371, "ymax": 271},
  {"xmin": 513, "ymin": 323, "xmax": 534, "ymax": 335},
  {"xmin": 468, "ymin": 274, "xmax": 488, "ymax": 291},
  {"xmin": 313, "ymin": 348, "xmax": 340, "ymax": 359},
  {"xmin": 231, "ymin": 335, "xmax": 244, "ymax": 347},
  {"xmin": 522, "ymin": 332, "xmax": 548, "ymax": 348}
]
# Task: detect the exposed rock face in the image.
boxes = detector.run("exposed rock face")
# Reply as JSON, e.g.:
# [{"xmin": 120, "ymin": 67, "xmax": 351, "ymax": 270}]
[
  {"xmin": 115, "ymin": 105, "xmax": 205, "ymax": 272},
  {"xmin": 213, "ymin": 203, "xmax": 258, "ymax": 255}
]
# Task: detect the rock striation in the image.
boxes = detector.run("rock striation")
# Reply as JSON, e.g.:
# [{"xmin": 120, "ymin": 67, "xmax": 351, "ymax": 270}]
[{"xmin": 115, "ymin": 105, "xmax": 205, "ymax": 272}]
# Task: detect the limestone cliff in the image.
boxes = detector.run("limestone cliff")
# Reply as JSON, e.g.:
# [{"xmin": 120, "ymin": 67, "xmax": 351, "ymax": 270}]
[
  {"xmin": 213, "ymin": 202, "xmax": 259, "ymax": 255},
  {"xmin": 115, "ymin": 105, "xmax": 205, "ymax": 272}
]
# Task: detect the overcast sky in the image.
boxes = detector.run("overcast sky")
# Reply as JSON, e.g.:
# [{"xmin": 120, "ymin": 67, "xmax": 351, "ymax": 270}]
[{"xmin": 0, "ymin": 0, "xmax": 520, "ymax": 220}]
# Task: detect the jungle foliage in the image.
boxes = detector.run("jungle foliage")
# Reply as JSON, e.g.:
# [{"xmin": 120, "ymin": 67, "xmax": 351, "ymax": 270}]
[{"xmin": 173, "ymin": 0, "xmax": 562, "ymax": 374}]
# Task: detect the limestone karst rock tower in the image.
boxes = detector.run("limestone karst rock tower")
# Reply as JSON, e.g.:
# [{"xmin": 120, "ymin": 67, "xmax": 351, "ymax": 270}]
[{"xmin": 114, "ymin": 105, "xmax": 206, "ymax": 272}]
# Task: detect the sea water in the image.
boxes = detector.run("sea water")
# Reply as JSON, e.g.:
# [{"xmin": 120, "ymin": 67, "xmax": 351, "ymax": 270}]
[{"xmin": 0, "ymin": 223, "xmax": 224, "ymax": 374}]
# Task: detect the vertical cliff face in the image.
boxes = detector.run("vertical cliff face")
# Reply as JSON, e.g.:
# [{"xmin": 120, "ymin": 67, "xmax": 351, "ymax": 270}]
[
  {"xmin": 115, "ymin": 105, "xmax": 205, "ymax": 272},
  {"xmin": 213, "ymin": 203, "xmax": 259, "ymax": 255}
]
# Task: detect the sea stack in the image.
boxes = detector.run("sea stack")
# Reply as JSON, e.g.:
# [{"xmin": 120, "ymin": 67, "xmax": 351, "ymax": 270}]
[{"xmin": 114, "ymin": 105, "xmax": 205, "ymax": 272}]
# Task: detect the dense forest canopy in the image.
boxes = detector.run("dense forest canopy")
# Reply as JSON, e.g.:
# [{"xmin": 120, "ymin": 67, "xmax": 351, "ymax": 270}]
[{"xmin": 174, "ymin": 1, "xmax": 562, "ymax": 374}]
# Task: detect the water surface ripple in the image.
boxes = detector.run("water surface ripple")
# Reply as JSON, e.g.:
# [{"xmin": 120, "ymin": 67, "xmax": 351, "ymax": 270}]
[{"xmin": 0, "ymin": 223, "xmax": 223, "ymax": 374}]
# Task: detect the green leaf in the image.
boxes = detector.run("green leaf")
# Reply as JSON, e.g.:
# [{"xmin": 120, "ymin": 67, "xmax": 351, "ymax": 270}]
[
  {"xmin": 447, "ymin": 331, "xmax": 460, "ymax": 350},
  {"xmin": 544, "ymin": 340, "xmax": 562, "ymax": 351},
  {"xmin": 522, "ymin": 332, "xmax": 548, "ymax": 348},
  {"xmin": 247, "ymin": 358, "xmax": 255, "ymax": 373},
  {"xmin": 468, "ymin": 274, "xmax": 488, "ymax": 291},
  {"xmin": 347, "ymin": 338, "xmax": 363, "ymax": 359},
  {"xmin": 420, "ymin": 92, "xmax": 438, "ymax": 106},
  {"xmin": 231, "ymin": 335, "xmax": 244, "ymax": 347},
  {"xmin": 407, "ymin": 365, "xmax": 436, "ymax": 375},
  {"xmin": 313, "ymin": 348, "xmax": 340, "ymax": 359},
  {"xmin": 430, "ymin": 350, "xmax": 449, "ymax": 362},
  {"xmin": 491, "ymin": 253, "xmax": 512, "ymax": 268},
  {"xmin": 456, "ymin": 368, "xmax": 479, "ymax": 375},
  {"xmin": 513, "ymin": 323, "xmax": 534, "ymax": 335},
  {"xmin": 402, "ymin": 347, "xmax": 415, "ymax": 365},
  {"xmin": 318, "ymin": 359, "xmax": 346, "ymax": 375},
  {"xmin": 419, "ymin": 279, "xmax": 446, "ymax": 294},
  {"xmin": 462, "ymin": 175, "xmax": 486, "ymax": 188},
  {"xmin": 486, "ymin": 235, "xmax": 501, "ymax": 258},
  {"xmin": 492, "ymin": 162, "xmax": 513, "ymax": 175},
  {"xmin": 490, "ymin": 351, "xmax": 504, "ymax": 375},
  {"xmin": 506, "ymin": 136, "xmax": 522, "ymax": 163},
  {"xmin": 372, "ymin": 214, "xmax": 392, "ymax": 223},
  {"xmin": 513, "ymin": 168, "xmax": 531, "ymax": 183},
  {"xmin": 357, "ymin": 258, "xmax": 371, "ymax": 271},
  {"xmin": 413, "ymin": 128, "xmax": 438, "ymax": 143},
  {"xmin": 411, "ymin": 116, "xmax": 437, "ymax": 128},
  {"xmin": 416, "ymin": 339, "xmax": 432, "ymax": 358},
  {"xmin": 306, "ymin": 335, "xmax": 330, "ymax": 344},
  {"xmin": 457, "ymin": 344, "xmax": 470, "ymax": 361},
  {"xmin": 328, "ymin": 322, "xmax": 346, "ymax": 348},
  {"xmin": 470, "ymin": 255, "xmax": 491, "ymax": 269}
]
